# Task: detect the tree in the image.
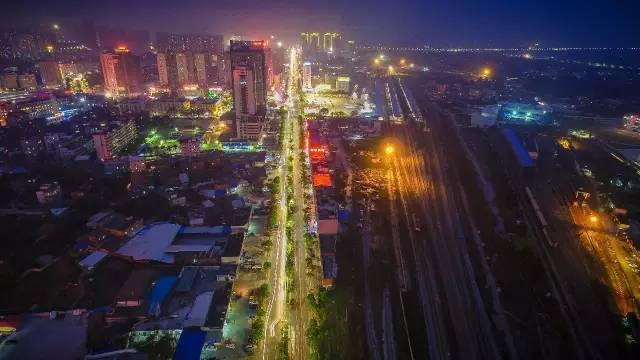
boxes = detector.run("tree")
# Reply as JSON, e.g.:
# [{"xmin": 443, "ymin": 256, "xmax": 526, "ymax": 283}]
[
  {"xmin": 251, "ymin": 318, "xmax": 265, "ymax": 342},
  {"xmin": 256, "ymin": 283, "xmax": 270, "ymax": 301},
  {"xmin": 132, "ymin": 332, "xmax": 177, "ymax": 360},
  {"xmin": 262, "ymin": 237, "xmax": 273, "ymax": 249}
]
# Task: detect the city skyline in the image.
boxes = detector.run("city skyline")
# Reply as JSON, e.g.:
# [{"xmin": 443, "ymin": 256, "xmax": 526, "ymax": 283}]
[
  {"xmin": 2, "ymin": 1, "xmax": 640, "ymax": 360},
  {"xmin": 2, "ymin": 0, "xmax": 640, "ymax": 47}
]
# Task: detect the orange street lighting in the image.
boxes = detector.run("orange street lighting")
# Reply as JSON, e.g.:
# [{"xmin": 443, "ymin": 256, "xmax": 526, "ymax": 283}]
[
  {"xmin": 388, "ymin": 65, "xmax": 394, "ymax": 74},
  {"xmin": 589, "ymin": 214, "xmax": 599, "ymax": 223},
  {"xmin": 374, "ymin": 58, "xmax": 380, "ymax": 65},
  {"xmin": 400, "ymin": 58, "xmax": 406, "ymax": 65},
  {"xmin": 481, "ymin": 67, "xmax": 492, "ymax": 78},
  {"xmin": 384, "ymin": 144, "xmax": 395, "ymax": 156}
]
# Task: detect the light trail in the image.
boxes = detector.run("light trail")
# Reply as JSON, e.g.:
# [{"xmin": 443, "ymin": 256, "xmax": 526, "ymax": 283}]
[{"xmin": 262, "ymin": 47, "xmax": 298, "ymax": 360}]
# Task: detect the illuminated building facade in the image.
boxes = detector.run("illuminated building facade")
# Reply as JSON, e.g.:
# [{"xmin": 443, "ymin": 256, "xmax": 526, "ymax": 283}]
[
  {"xmin": 175, "ymin": 52, "xmax": 193, "ymax": 86},
  {"xmin": 232, "ymin": 66, "xmax": 257, "ymax": 116},
  {"xmin": 15, "ymin": 97, "xmax": 59, "ymax": 119},
  {"xmin": 232, "ymin": 66, "xmax": 263, "ymax": 140},
  {"xmin": 0, "ymin": 73, "xmax": 18, "ymax": 89},
  {"xmin": 93, "ymin": 121, "xmax": 138, "ymax": 161},
  {"xmin": 38, "ymin": 60, "xmax": 63, "ymax": 88},
  {"xmin": 230, "ymin": 40, "xmax": 271, "ymax": 111},
  {"xmin": 193, "ymin": 53, "xmax": 208, "ymax": 87},
  {"xmin": 323, "ymin": 32, "xmax": 341, "ymax": 52},
  {"xmin": 156, "ymin": 52, "xmax": 171, "ymax": 87},
  {"xmin": 301, "ymin": 32, "xmax": 320, "ymax": 52},
  {"xmin": 230, "ymin": 40, "xmax": 272, "ymax": 140},
  {"xmin": 497, "ymin": 102, "xmax": 552, "ymax": 126},
  {"xmin": 180, "ymin": 137, "xmax": 201, "ymax": 157},
  {"xmin": 17, "ymin": 74, "xmax": 37, "ymax": 90},
  {"xmin": 157, "ymin": 52, "xmax": 219, "ymax": 92},
  {"xmin": 345, "ymin": 40, "xmax": 356, "ymax": 54},
  {"xmin": 302, "ymin": 62, "xmax": 312, "ymax": 89},
  {"xmin": 335, "ymin": 76, "xmax": 350, "ymax": 93},
  {"xmin": 624, "ymin": 114, "xmax": 640, "ymax": 132},
  {"xmin": 99, "ymin": 47, "xmax": 143, "ymax": 96},
  {"xmin": 114, "ymin": 47, "xmax": 142, "ymax": 95},
  {"xmin": 157, "ymin": 33, "xmax": 224, "ymax": 54},
  {"xmin": 100, "ymin": 52, "xmax": 119, "ymax": 94}
]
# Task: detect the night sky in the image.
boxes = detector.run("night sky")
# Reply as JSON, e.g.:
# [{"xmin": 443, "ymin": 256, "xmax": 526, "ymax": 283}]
[{"xmin": 3, "ymin": 0, "xmax": 639, "ymax": 47}]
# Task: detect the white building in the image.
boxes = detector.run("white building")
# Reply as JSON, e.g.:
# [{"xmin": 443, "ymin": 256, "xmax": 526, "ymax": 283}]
[
  {"xmin": 336, "ymin": 76, "xmax": 350, "ymax": 93},
  {"xmin": 302, "ymin": 62, "xmax": 312, "ymax": 90}
]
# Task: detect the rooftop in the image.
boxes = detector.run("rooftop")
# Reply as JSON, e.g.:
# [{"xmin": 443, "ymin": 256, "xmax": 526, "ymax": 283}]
[
  {"xmin": 133, "ymin": 266, "xmax": 233, "ymax": 331},
  {"xmin": 0, "ymin": 312, "xmax": 88, "ymax": 360},
  {"xmin": 116, "ymin": 223, "xmax": 181, "ymax": 263}
]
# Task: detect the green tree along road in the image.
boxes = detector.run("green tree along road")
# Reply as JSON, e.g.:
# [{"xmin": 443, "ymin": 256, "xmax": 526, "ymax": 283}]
[{"xmin": 305, "ymin": 289, "xmax": 360, "ymax": 360}]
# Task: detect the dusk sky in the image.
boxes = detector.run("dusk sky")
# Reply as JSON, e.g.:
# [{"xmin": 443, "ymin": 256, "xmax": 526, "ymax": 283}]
[{"xmin": 3, "ymin": 0, "xmax": 640, "ymax": 46}]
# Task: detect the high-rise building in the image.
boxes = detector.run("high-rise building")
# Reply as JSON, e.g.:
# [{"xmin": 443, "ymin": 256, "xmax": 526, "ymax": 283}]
[
  {"xmin": 230, "ymin": 40, "xmax": 271, "ymax": 113},
  {"xmin": 0, "ymin": 73, "xmax": 18, "ymax": 89},
  {"xmin": 157, "ymin": 52, "xmax": 174, "ymax": 88},
  {"xmin": 100, "ymin": 47, "xmax": 143, "ymax": 96},
  {"xmin": 232, "ymin": 66, "xmax": 257, "ymax": 116},
  {"xmin": 18, "ymin": 74, "xmax": 38, "ymax": 90},
  {"xmin": 301, "ymin": 32, "xmax": 320, "ymax": 52},
  {"xmin": 38, "ymin": 60, "xmax": 63, "ymax": 88},
  {"xmin": 175, "ymin": 52, "xmax": 193, "ymax": 86},
  {"xmin": 323, "ymin": 33, "xmax": 341, "ymax": 52},
  {"xmin": 271, "ymin": 45, "xmax": 286, "ymax": 76},
  {"xmin": 157, "ymin": 33, "xmax": 223, "ymax": 54},
  {"xmin": 115, "ymin": 47, "xmax": 143, "ymax": 95},
  {"xmin": 230, "ymin": 40, "xmax": 272, "ymax": 140},
  {"xmin": 303, "ymin": 62, "xmax": 312, "ymax": 89},
  {"xmin": 93, "ymin": 121, "xmax": 138, "ymax": 161},
  {"xmin": 345, "ymin": 40, "xmax": 356, "ymax": 55},
  {"xmin": 100, "ymin": 52, "xmax": 119, "ymax": 94},
  {"xmin": 157, "ymin": 51, "xmax": 219, "ymax": 92},
  {"xmin": 193, "ymin": 53, "xmax": 207, "ymax": 87}
]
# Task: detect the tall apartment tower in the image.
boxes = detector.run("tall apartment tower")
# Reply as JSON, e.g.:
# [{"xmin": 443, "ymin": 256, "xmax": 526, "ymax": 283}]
[
  {"xmin": 100, "ymin": 52, "xmax": 120, "ymax": 94},
  {"xmin": 38, "ymin": 60, "xmax": 63, "ymax": 88},
  {"xmin": 99, "ymin": 47, "xmax": 142, "ymax": 96},
  {"xmin": 302, "ymin": 62, "xmax": 312, "ymax": 90},
  {"xmin": 115, "ymin": 47, "xmax": 143, "ymax": 95},
  {"xmin": 157, "ymin": 51, "xmax": 219, "ymax": 92},
  {"xmin": 229, "ymin": 40, "xmax": 271, "ymax": 113},
  {"xmin": 323, "ymin": 33, "xmax": 341, "ymax": 52},
  {"xmin": 229, "ymin": 40, "xmax": 272, "ymax": 140},
  {"xmin": 301, "ymin": 32, "xmax": 320, "ymax": 52}
]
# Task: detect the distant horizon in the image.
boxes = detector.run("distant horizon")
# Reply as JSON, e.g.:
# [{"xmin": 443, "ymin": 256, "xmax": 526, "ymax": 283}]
[{"xmin": 3, "ymin": 0, "xmax": 640, "ymax": 48}]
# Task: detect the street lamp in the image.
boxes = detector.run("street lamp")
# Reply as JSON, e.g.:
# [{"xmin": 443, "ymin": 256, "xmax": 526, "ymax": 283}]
[
  {"xmin": 400, "ymin": 58, "xmax": 406, "ymax": 65},
  {"xmin": 384, "ymin": 144, "xmax": 395, "ymax": 156},
  {"xmin": 480, "ymin": 67, "xmax": 492, "ymax": 79},
  {"xmin": 589, "ymin": 214, "xmax": 599, "ymax": 223}
]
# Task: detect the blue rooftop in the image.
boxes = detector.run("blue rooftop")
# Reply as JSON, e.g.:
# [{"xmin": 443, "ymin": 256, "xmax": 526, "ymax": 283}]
[
  {"xmin": 147, "ymin": 276, "xmax": 177, "ymax": 316},
  {"xmin": 502, "ymin": 128, "xmax": 535, "ymax": 168},
  {"xmin": 173, "ymin": 329, "xmax": 206, "ymax": 360}
]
